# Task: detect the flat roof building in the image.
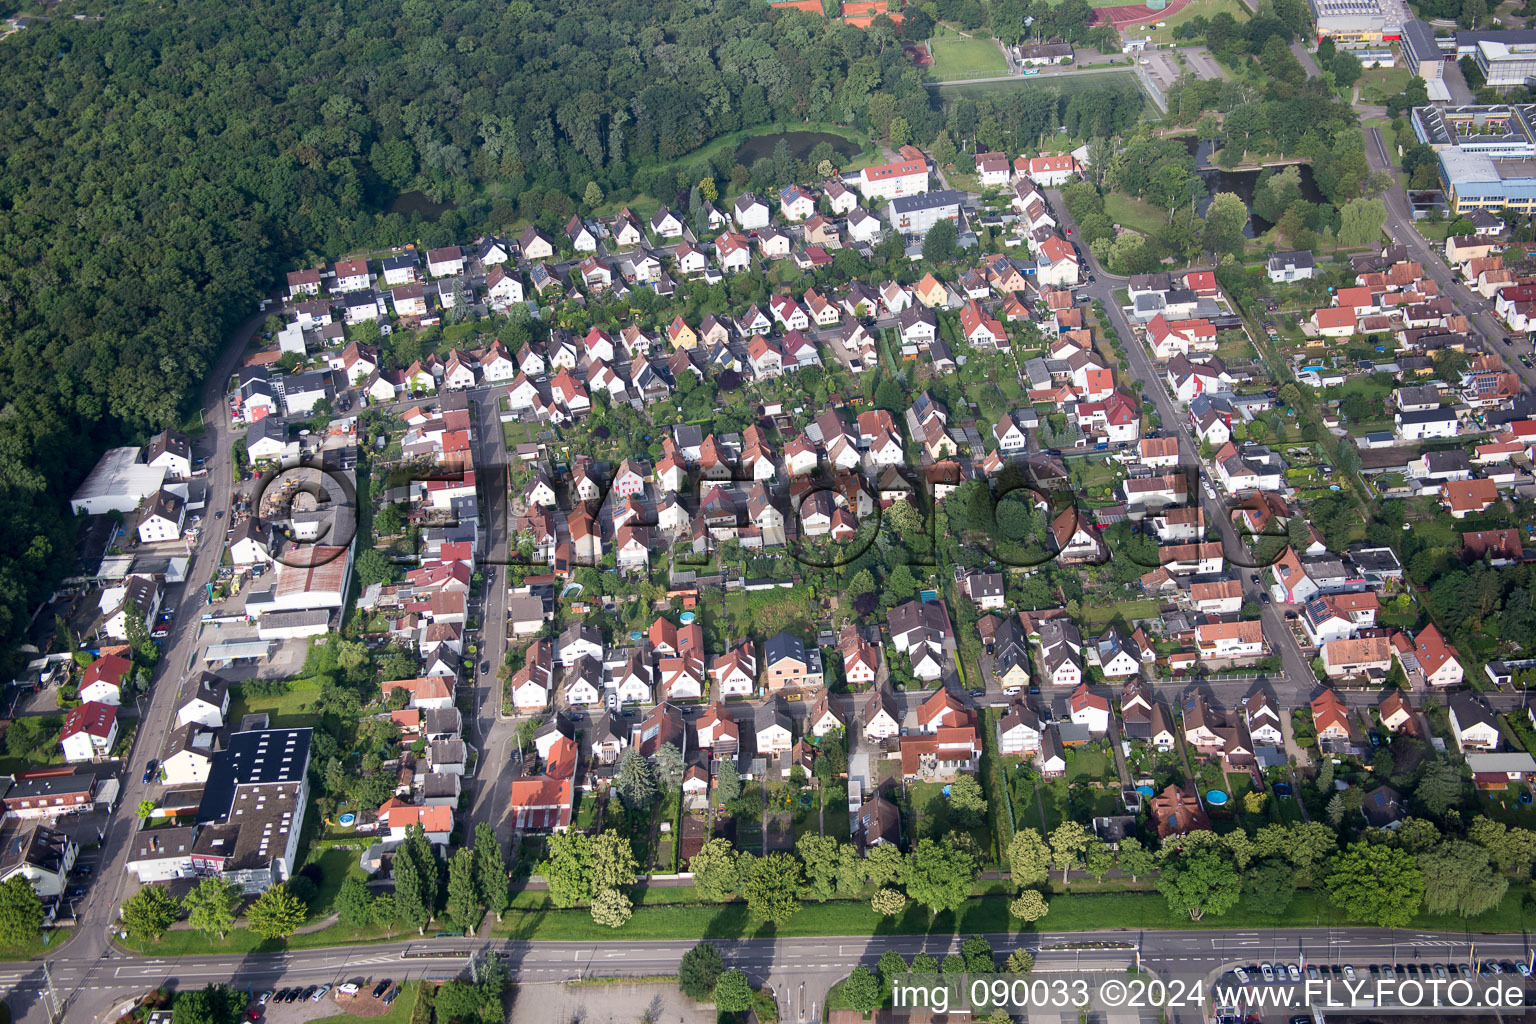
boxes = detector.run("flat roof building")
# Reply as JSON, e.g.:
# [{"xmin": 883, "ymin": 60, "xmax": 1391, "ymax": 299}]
[
  {"xmin": 1401, "ymin": 19, "xmax": 1451, "ymax": 79},
  {"xmin": 1309, "ymin": 0, "xmax": 1392, "ymax": 46},
  {"xmin": 1413, "ymin": 105, "xmax": 1536, "ymax": 156},
  {"xmin": 885, "ymin": 190, "xmax": 963, "ymax": 237},
  {"xmin": 70, "ymin": 447, "xmax": 168, "ymax": 516},
  {"xmin": 1438, "ymin": 148, "xmax": 1536, "ymax": 212}
]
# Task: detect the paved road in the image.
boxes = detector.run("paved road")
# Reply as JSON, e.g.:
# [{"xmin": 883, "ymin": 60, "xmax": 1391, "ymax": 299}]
[
  {"xmin": 30, "ymin": 305, "xmax": 271, "ymax": 1021},
  {"xmin": 467, "ymin": 391, "xmax": 519, "ymax": 846},
  {"xmin": 1364, "ymin": 125, "xmax": 1536, "ymax": 393},
  {"xmin": 1046, "ymin": 191, "xmax": 1319, "ymax": 703},
  {"xmin": 7, "ymin": 927, "xmax": 1529, "ymax": 1024}
]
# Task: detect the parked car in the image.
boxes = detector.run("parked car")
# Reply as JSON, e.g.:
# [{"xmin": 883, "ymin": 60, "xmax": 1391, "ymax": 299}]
[
  {"xmin": 142, "ymin": 761, "xmax": 157, "ymax": 784},
  {"xmin": 372, "ymin": 980, "xmax": 393, "ymax": 999}
]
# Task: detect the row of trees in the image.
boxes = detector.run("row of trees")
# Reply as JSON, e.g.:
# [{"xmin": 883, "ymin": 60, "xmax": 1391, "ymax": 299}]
[{"xmin": 122, "ymin": 823, "xmax": 510, "ymax": 943}]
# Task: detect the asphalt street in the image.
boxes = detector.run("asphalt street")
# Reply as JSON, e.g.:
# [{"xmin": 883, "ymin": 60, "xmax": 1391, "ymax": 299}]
[
  {"xmin": 1045, "ymin": 190, "xmax": 1320, "ymax": 700},
  {"xmin": 6, "ymin": 927, "xmax": 1530, "ymax": 1024}
]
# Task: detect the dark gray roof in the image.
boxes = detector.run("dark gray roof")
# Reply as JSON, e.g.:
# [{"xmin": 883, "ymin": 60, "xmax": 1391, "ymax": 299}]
[
  {"xmin": 1268, "ymin": 249, "xmax": 1314, "ymax": 271},
  {"xmin": 764, "ymin": 631, "xmax": 808, "ymax": 667},
  {"xmin": 194, "ymin": 728, "xmax": 312, "ymax": 825},
  {"xmin": 888, "ymin": 189, "xmax": 963, "ymax": 215}
]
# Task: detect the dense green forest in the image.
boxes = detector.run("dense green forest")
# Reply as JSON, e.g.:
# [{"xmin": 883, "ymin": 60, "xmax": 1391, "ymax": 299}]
[{"xmin": 0, "ymin": 0, "xmax": 1147, "ymax": 666}]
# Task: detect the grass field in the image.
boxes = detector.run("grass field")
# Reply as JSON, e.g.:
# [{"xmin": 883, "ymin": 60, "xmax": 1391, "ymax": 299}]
[
  {"xmin": 489, "ymin": 884, "xmax": 1536, "ymax": 942},
  {"xmin": 1137, "ymin": 0, "xmax": 1249, "ymax": 45},
  {"xmin": 927, "ymin": 33, "xmax": 1009, "ymax": 79},
  {"xmin": 0, "ymin": 928, "xmax": 69, "ymax": 961},
  {"xmin": 936, "ymin": 69, "xmax": 1143, "ymax": 103},
  {"xmin": 1102, "ymin": 192, "xmax": 1167, "ymax": 236},
  {"xmin": 227, "ymin": 684, "xmax": 325, "ymax": 728},
  {"xmin": 1357, "ymin": 65, "xmax": 1412, "ymax": 105}
]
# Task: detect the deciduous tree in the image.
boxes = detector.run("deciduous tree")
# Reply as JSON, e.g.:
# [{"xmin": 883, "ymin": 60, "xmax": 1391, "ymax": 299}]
[
  {"xmin": 590, "ymin": 887, "xmax": 633, "ymax": 928},
  {"xmin": 689, "ymin": 838, "xmax": 741, "ymax": 902},
  {"xmin": 182, "ymin": 877, "xmax": 241, "ymax": 941},
  {"xmin": 1009, "ymin": 890, "xmax": 1049, "ymax": 922},
  {"xmin": 743, "ymin": 852, "xmax": 802, "ymax": 925},
  {"xmin": 713, "ymin": 969, "xmax": 753, "ymax": 1013},
  {"xmin": 247, "ymin": 884, "xmax": 307, "ymax": 940},
  {"xmin": 1007, "ymin": 828, "xmax": 1051, "ymax": 889},
  {"xmin": 903, "ymin": 838, "xmax": 977, "ymax": 916},
  {"xmin": 872, "ymin": 888, "xmax": 907, "ymax": 916},
  {"xmin": 121, "ymin": 885, "xmax": 180, "ymax": 942},
  {"xmin": 1156, "ymin": 850, "xmax": 1241, "ymax": 921},
  {"xmin": 1419, "ymin": 840, "xmax": 1507, "ymax": 918},
  {"xmin": 680, "ymin": 942, "xmax": 724, "ymax": 999},
  {"xmin": 1326, "ymin": 843, "xmax": 1424, "ymax": 928}
]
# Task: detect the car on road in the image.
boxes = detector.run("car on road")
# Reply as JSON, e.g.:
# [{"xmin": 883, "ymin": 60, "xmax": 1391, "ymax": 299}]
[
  {"xmin": 372, "ymin": 980, "xmax": 393, "ymax": 999},
  {"xmin": 481, "ymin": 661, "xmax": 490, "ymax": 674},
  {"xmin": 968, "ymin": 688, "xmax": 985, "ymax": 698},
  {"xmin": 215, "ymin": 510, "xmax": 223, "ymax": 519},
  {"xmin": 142, "ymin": 761, "xmax": 157, "ymax": 784},
  {"xmin": 1260, "ymin": 963, "xmax": 1274, "ymax": 982}
]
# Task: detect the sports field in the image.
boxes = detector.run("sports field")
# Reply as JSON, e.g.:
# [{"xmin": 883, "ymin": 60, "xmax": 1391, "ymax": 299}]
[{"xmin": 928, "ymin": 33, "xmax": 1009, "ymax": 79}]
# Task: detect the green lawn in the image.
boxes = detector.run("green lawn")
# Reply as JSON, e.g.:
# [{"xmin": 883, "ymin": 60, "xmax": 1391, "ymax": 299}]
[
  {"xmin": 228, "ymin": 682, "xmax": 326, "ymax": 728},
  {"xmin": 928, "ymin": 34, "xmax": 1009, "ymax": 79},
  {"xmin": 1102, "ymin": 192, "xmax": 1167, "ymax": 237},
  {"xmin": 120, "ymin": 916, "xmax": 417, "ymax": 957},
  {"xmin": 1357, "ymin": 65, "xmax": 1412, "ymax": 105},
  {"xmin": 490, "ymin": 885, "xmax": 1536, "ymax": 942},
  {"xmin": 1137, "ymin": 0, "xmax": 1249, "ymax": 45},
  {"xmin": 0, "ymin": 928, "xmax": 69, "ymax": 960},
  {"xmin": 313, "ymin": 983, "xmax": 421, "ymax": 1024},
  {"xmin": 1079, "ymin": 599, "xmax": 1161, "ymax": 627},
  {"xmin": 938, "ymin": 71, "xmax": 1143, "ymax": 107},
  {"xmin": 306, "ymin": 848, "xmax": 366, "ymax": 922}
]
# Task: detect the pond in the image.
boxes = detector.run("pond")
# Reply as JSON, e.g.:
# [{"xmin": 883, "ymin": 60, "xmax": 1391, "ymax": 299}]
[
  {"xmin": 388, "ymin": 190, "xmax": 456, "ymax": 221},
  {"xmin": 734, "ymin": 130, "xmax": 861, "ymax": 167},
  {"xmin": 1176, "ymin": 136, "xmax": 1325, "ymax": 237}
]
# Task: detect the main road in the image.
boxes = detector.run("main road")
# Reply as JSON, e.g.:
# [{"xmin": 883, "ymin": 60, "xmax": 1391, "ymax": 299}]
[
  {"xmin": 1363, "ymin": 124, "xmax": 1536, "ymax": 392},
  {"xmin": 6, "ymin": 927, "xmax": 1528, "ymax": 1024}
]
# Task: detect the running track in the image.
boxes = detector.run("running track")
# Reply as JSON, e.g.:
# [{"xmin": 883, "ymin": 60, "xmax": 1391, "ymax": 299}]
[{"xmin": 1091, "ymin": 0, "xmax": 1192, "ymax": 29}]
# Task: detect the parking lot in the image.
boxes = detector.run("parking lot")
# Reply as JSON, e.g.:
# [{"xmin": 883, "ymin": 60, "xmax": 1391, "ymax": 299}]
[
  {"xmin": 1214, "ymin": 959, "xmax": 1534, "ymax": 1021},
  {"xmin": 254, "ymin": 980, "xmax": 405, "ymax": 1022}
]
